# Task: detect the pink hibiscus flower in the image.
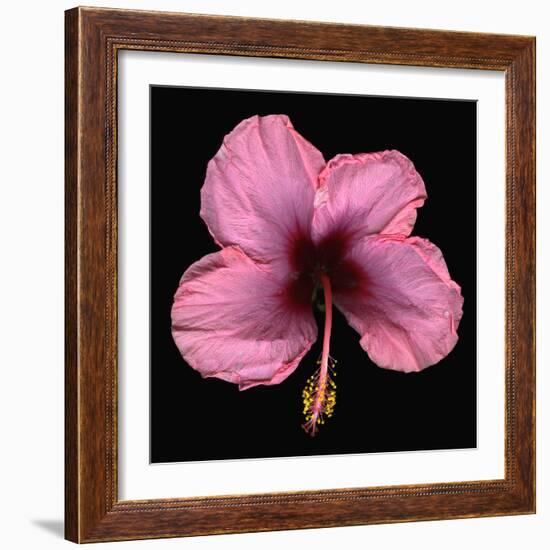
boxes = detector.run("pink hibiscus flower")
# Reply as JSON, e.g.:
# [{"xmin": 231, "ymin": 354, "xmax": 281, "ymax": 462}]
[{"xmin": 171, "ymin": 114, "xmax": 463, "ymax": 436}]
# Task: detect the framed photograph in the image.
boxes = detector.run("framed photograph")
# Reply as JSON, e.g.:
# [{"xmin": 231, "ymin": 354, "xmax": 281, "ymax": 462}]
[{"xmin": 65, "ymin": 7, "xmax": 535, "ymax": 543}]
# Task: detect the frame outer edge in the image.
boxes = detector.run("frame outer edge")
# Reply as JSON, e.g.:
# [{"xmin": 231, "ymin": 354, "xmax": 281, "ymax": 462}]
[
  {"xmin": 65, "ymin": 6, "xmax": 80, "ymax": 544},
  {"xmin": 513, "ymin": 37, "xmax": 536, "ymax": 513},
  {"xmin": 65, "ymin": 8, "xmax": 80, "ymax": 542},
  {"xmin": 75, "ymin": 6, "xmax": 112, "ymax": 543}
]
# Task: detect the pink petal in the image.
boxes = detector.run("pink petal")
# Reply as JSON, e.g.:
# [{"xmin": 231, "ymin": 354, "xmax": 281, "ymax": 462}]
[
  {"xmin": 312, "ymin": 150, "xmax": 427, "ymax": 244},
  {"xmin": 200, "ymin": 115, "xmax": 325, "ymax": 274},
  {"xmin": 171, "ymin": 246, "xmax": 317, "ymax": 390},
  {"xmin": 334, "ymin": 235, "xmax": 463, "ymax": 372}
]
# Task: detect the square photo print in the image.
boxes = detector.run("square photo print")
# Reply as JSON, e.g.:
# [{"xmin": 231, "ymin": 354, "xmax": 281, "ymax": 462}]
[{"xmin": 149, "ymin": 85, "xmax": 477, "ymax": 463}]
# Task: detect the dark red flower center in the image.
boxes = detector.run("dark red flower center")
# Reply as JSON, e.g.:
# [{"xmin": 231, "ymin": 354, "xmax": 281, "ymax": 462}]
[{"xmin": 285, "ymin": 228, "xmax": 363, "ymax": 311}]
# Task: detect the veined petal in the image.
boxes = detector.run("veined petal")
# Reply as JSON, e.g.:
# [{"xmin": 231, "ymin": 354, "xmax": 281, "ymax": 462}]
[
  {"xmin": 334, "ymin": 235, "xmax": 463, "ymax": 372},
  {"xmin": 171, "ymin": 246, "xmax": 317, "ymax": 390},
  {"xmin": 200, "ymin": 114, "xmax": 325, "ymax": 274},
  {"xmin": 312, "ymin": 150, "xmax": 427, "ymax": 244}
]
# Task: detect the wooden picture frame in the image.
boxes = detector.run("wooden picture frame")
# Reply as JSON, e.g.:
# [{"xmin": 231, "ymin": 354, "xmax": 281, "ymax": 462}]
[{"xmin": 65, "ymin": 6, "xmax": 536, "ymax": 543}]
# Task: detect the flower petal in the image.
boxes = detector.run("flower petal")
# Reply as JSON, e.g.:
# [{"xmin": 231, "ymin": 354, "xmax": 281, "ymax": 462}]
[
  {"xmin": 312, "ymin": 150, "xmax": 427, "ymax": 244},
  {"xmin": 171, "ymin": 246, "xmax": 318, "ymax": 389},
  {"xmin": 200, "ymin": 114, "xmax": 325, "ymax": 273},
  {"xmin": 334, "ymin": 235, "xmax": 463, "ymax": 372}
]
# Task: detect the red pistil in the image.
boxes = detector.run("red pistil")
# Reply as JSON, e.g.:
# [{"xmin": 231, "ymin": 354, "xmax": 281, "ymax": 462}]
[
  {"xmin": 319, "ymin": 273, "xmax": 333, "ymax": 378},
  {"xmin": 302, "ymin": 273, "xmax": 338, "ymax": 436}
]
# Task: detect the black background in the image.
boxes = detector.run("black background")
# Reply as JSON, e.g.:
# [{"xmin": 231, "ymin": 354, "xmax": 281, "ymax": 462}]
[{"xmin": 150, "ymin": 86, "xmax": 477, "ymax": 463}]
